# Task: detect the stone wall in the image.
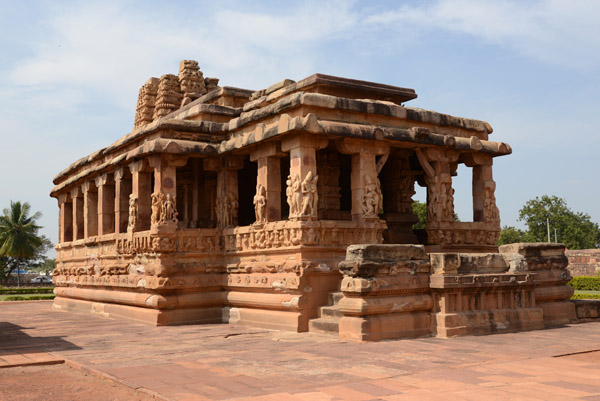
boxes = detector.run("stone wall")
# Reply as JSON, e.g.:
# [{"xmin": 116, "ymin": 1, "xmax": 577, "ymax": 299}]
[{"xmin": 566, "ymin": 249, "xmax": 600, "ymax": 276}]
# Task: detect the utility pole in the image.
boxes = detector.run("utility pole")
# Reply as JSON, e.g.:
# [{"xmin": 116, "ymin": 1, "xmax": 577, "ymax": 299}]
[
  {"xmin": 547, "ymin": 217, "xmax": 550, "ymax": 242},
  {"xmin": 554, "ymin": 228, "xmax": 557, "ymax": 243}
]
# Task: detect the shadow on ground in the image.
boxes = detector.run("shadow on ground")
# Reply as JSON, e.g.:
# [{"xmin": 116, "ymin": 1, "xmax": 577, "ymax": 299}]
[{"xmin": 0, "ymin": 322, "xmax": 81, "ymax": 356}]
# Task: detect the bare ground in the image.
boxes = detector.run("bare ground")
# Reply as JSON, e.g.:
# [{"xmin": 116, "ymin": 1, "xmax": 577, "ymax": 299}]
[{"xmin": 0, "ymin": 364, "xmax": 158, "ymax": 401}]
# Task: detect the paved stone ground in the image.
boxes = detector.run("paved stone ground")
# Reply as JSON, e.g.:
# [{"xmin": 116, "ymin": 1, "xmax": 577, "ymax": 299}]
[{"xmin": 1, "ymin": 301, "xmax": 600, "ymax": 400}]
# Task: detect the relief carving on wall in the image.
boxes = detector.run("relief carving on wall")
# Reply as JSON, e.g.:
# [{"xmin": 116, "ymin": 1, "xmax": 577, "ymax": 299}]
[
  {"xmin": 361, "ymin": 174, "xmax": 382, "ymax": 218},
  {"xmin": 287, "ymin": 172, "xmax": 318, "ymax": 220},
  {"xmin": 483, "ymin": 180, "xmax": 500, "ymax": 222},
  {"xmin": 253, "ymin": 184, "xmax": 267, "ymax": 224},
  {"xmin": 127, "ymin": 194, "xmax": 138, "ymax": 231},
  {"xmin": 151, "ymin": 192, "xmax": 179, "ymax": 227},
  {"xmin": 216, "ymin": 192, "xmax": 238, "ymax": 228}
]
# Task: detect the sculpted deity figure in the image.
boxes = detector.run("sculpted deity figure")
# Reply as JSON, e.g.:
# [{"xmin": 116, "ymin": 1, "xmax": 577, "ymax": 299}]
[
  {"xmin": 483, "ymin": 181, "xmax": 500, "ymax": 222},
  {"xmin": 300, "ymin": 171, "xmax": 319, "ymax": 218},
  {"xmin": 227, "ymin": 192, "xmax": 238, "ymax": 227},
  {"xmin": 151, "ymin": 192, "xmax": 162, "ymax": 225},
  {"xmin": 253, "ymin": 184, "xmax": 267, "ymax": 224},
  {"xmin": 286, "ymin": 175, "xmax": 293, "ymax": 214},
  {"xmin": 128, "ymin": 194, "xmax": 138, "ymax": 230},
  {"xmin": 290, "ymin": 174, "xmax": 302, "ymax": 217},
  {"xmin": 361, "ymin": 174, "xmax": 382, "ymax": 217}
]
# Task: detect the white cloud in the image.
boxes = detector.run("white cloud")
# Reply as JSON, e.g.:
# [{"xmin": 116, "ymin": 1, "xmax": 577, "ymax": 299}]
[{"xmin": 366, "ymin": 0, "xmax": 600, "ymax": 70}]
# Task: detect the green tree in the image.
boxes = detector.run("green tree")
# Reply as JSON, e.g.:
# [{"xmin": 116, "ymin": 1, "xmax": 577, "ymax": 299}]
[
  {"xmin": 0, "ymin": 201, "xmax": 43, "ymax": 287},
  {"xmin": 518, "ymin": 195, "xmax": 600, "ymax": 249},
  {"xmin": 412, "ymin": 200, "xmax": 460, "ymax": 230},
  {"xmin": 412, "ymin": 201, "xmax": 428, "ymax": 229},
  {"xmin": 497, "ymin": 225, "xmax": 534, "ymax": 246}
]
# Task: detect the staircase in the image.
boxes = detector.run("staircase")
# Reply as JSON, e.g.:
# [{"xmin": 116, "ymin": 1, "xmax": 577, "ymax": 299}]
[{"xmin": 308, "ymin": 292, "xmax": 344, "ymax": 335}]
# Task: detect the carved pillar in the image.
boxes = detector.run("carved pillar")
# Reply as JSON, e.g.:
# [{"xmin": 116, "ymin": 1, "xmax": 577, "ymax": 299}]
[
  {"xmin": 381, "ymin": 150, "xmax": 418, "ymax": 244},
  {"xmin": 205, "ymin": 157, "xmax": 244, "ymax": 228},
  {"xmin": 250, "ymin": 143, "xmax": 283, "ymax": 222},
  {"xmin": 464, "ymin": 153, "xmax": 500, "ymax": 232},
  {"xmin": 191, "ymin": 159, "xmax": 200, "ymax": 226},
  {"xmin": 82, "ymin": 181, "xmax": 98, "ymax": 238},
  {"xmin": 96, "ymin": 174, "xmax": 115, "ymax": 236},
  {"xmin": 129, "ymin": 160, "xmax": 152, "ymax": 232},
  {"xmin": 71, "ymin": 187, "xmax": 84, "ymax": 240},
  {"xmin": 114, "ymin": 168, "xmax": 131, "ymax": 234},
  {"xmin": 337, "ymin": 138, "xmax": 389, "ymax": 221},
  {"xmin": 148, "ymin": 155, "xmax": 186, "ymax": 230},
  {"xmin": 58, "ymin": 193, "xmax": 73, "ymax": 243},
  {"xmin": 416, "ymin": 148, "xmax": 457, "ymax": 224},
  {"xmin": 281, "ymin": 134, "xmax": 328, "ymax": 221}
]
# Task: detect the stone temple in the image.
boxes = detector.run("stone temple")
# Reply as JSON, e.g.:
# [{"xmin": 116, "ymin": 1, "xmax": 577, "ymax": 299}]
[{"xmin": 50, "ymin": 60, "xmax": 576, "ymax": 341}]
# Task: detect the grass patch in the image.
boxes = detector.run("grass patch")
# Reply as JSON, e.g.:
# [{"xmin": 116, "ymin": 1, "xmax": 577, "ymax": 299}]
[
  {"xmin": 571, "ymin": 293, "xmax": 600, "ymax": 300},
  {"xmin": 1, "ymin": 293, "xmax": 55, "ymax": 301},
  {"xmin": 0, "ymin": 287, "xmax": 54, "ymax": 295}
]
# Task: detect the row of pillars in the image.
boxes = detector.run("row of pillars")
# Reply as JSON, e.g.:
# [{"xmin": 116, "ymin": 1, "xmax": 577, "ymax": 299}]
[{"xmin": 57, "ymin": 156, "xmax": 183, "ymax": 243}]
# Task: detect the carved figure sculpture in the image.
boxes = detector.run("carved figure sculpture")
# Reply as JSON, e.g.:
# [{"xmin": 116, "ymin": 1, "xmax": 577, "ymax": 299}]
[
  {"xmin": 128, "ymin": 194, "xmax": 138, "ymax": 230},
  {"xmin": 361, "ymin": 174, "xmax": 382, "ymax": 217},
  {"xmin": 150, "ymin": 192, "xmax": 178, "ymax": 226},
  {"xmin": 253, "ymin": 184, "xmax": 267, "ymax": 224},
  {"xmin": 300, "ymin": 171, "xmax": 319, "ymax": 218},
  {"xmin": 227, "ymin": 192, "xmax": 238, "ymax": 227},
  {"xmin": 290, "ymin": 174, "xmax": 301, "ymax": 217},
  {"xmin": 483, "ymin": 181, "xmax": 500, "ymax": 222}
]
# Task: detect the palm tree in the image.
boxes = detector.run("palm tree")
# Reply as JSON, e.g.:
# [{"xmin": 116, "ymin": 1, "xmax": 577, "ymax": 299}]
[{"xmin": 0, "ymin": 201, "xmax": 43, "ymax": 287}]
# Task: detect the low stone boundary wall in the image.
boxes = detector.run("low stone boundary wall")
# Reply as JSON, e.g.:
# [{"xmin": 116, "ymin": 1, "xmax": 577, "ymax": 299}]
[{"xmin": 566, "ymin": 249, "xmax": 600, "ymax": 276}]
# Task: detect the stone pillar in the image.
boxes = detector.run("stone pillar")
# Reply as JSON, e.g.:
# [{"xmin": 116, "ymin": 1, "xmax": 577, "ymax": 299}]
[
  {"xmin": 336, "ymin": 138, "xmax": 389, "ymax": 221},
  {"xmin": 58, "ymin": 193, "xmax": 73, "ymax": 243},
  {"xmin": 129, "ymin": 160, "xmax": 152, "ymax": 232},
  {"xmin": 191, "ymin": 159, "xmax": 200, "ymax": 226},
  {"xmin": 71, "ymin": 187, "xmax": 84, "ymax": 240},
  {"xmin": 281, "ymin": 134, "xmax": 328, "ymax": 220},
  {"xmin": 114, "ymin": 167, "xmax": 131, "ymax": 234},
  {"xmin": 250, "ymin": 143, "xmax": 283, "ymax": 222},
  {"xmin": 415, "ymin": 148, "xmax": 458, "ymax": 224},
  {"xmin": 96, "ymin": 174, "xmax": 115, "ymax": 236},
  {"xmin": 205, "ymin": 156, "xmax": 244, "ymax": 228},
  {"xmin": 147, "ymin": 155, "xmax": 186, "ymax": 232},
  {"xmin": 82, "ymin": 181, "xmax": 98, "ymax": 238}
]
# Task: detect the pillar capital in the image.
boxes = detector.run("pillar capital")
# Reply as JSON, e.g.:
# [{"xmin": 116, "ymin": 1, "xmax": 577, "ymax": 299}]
[
  {"xmin": 95, "ymin": 173, "xmax": 112, "ymax": 188},
  {"xmin": 129, "ymin": 159, "xmax": 151, "ymax": 174},
  {"xmin": 81, "ymin": 180, "xmax": 97, "ymax": 193},
  {"xmin": 114, "ymin": 167, "xmax": 126, "ymax": 181},
  {"xmin": 281, "ymin": 133, "xmax": 328, "ymax": 153},
  {"xmin": 70, "ymin": 186, "xmax": 81, "ymax": 199},
  {"xmin": 57, "ymin": 193, "xmax": 69, "ymax": 204},
  {"xmin": 250, "ymin": 142, "xmax": 285, "ymax": 161}
]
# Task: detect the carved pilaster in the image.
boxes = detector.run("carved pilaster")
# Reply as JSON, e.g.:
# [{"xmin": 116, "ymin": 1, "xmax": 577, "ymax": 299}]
[{"xmin": 282, "ymin": 134, "xmax": 328, "ymax": 221}]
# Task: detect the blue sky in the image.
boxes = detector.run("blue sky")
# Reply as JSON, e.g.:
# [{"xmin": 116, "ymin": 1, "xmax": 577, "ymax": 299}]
[{"xmin": 1, "ymin": 0, "xmax": 599, "ymax": 254}]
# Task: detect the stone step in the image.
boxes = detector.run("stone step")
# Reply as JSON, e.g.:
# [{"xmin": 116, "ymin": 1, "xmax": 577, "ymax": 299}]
[
  {"xmin": 319, "ymin": 305, "xmax": 343, "ymax": 318},
  {"xmin": 329, "ymin": 291, "xmax": 344, "ymax": 305},
  {"xmin": 308, "ymin": 317, "xmax": 340, "ymax": 334}
]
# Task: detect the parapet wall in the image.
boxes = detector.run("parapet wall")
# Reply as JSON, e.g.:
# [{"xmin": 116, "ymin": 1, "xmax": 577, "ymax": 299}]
[{"xmin": 566, "ymin": 249, "xmax": 600, "ymax": 276}]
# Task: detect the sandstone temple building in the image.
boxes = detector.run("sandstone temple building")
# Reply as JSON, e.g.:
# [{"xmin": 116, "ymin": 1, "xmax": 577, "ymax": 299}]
[{"xmin": 50, "ymin": 60, "xmax": 576, "ymax": 341}]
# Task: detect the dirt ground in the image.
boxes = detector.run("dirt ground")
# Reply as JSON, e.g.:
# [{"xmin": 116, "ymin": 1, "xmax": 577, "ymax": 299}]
[{"xmin": 0, "ymin": 364, "xmax": 157, "ymax": 401}]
